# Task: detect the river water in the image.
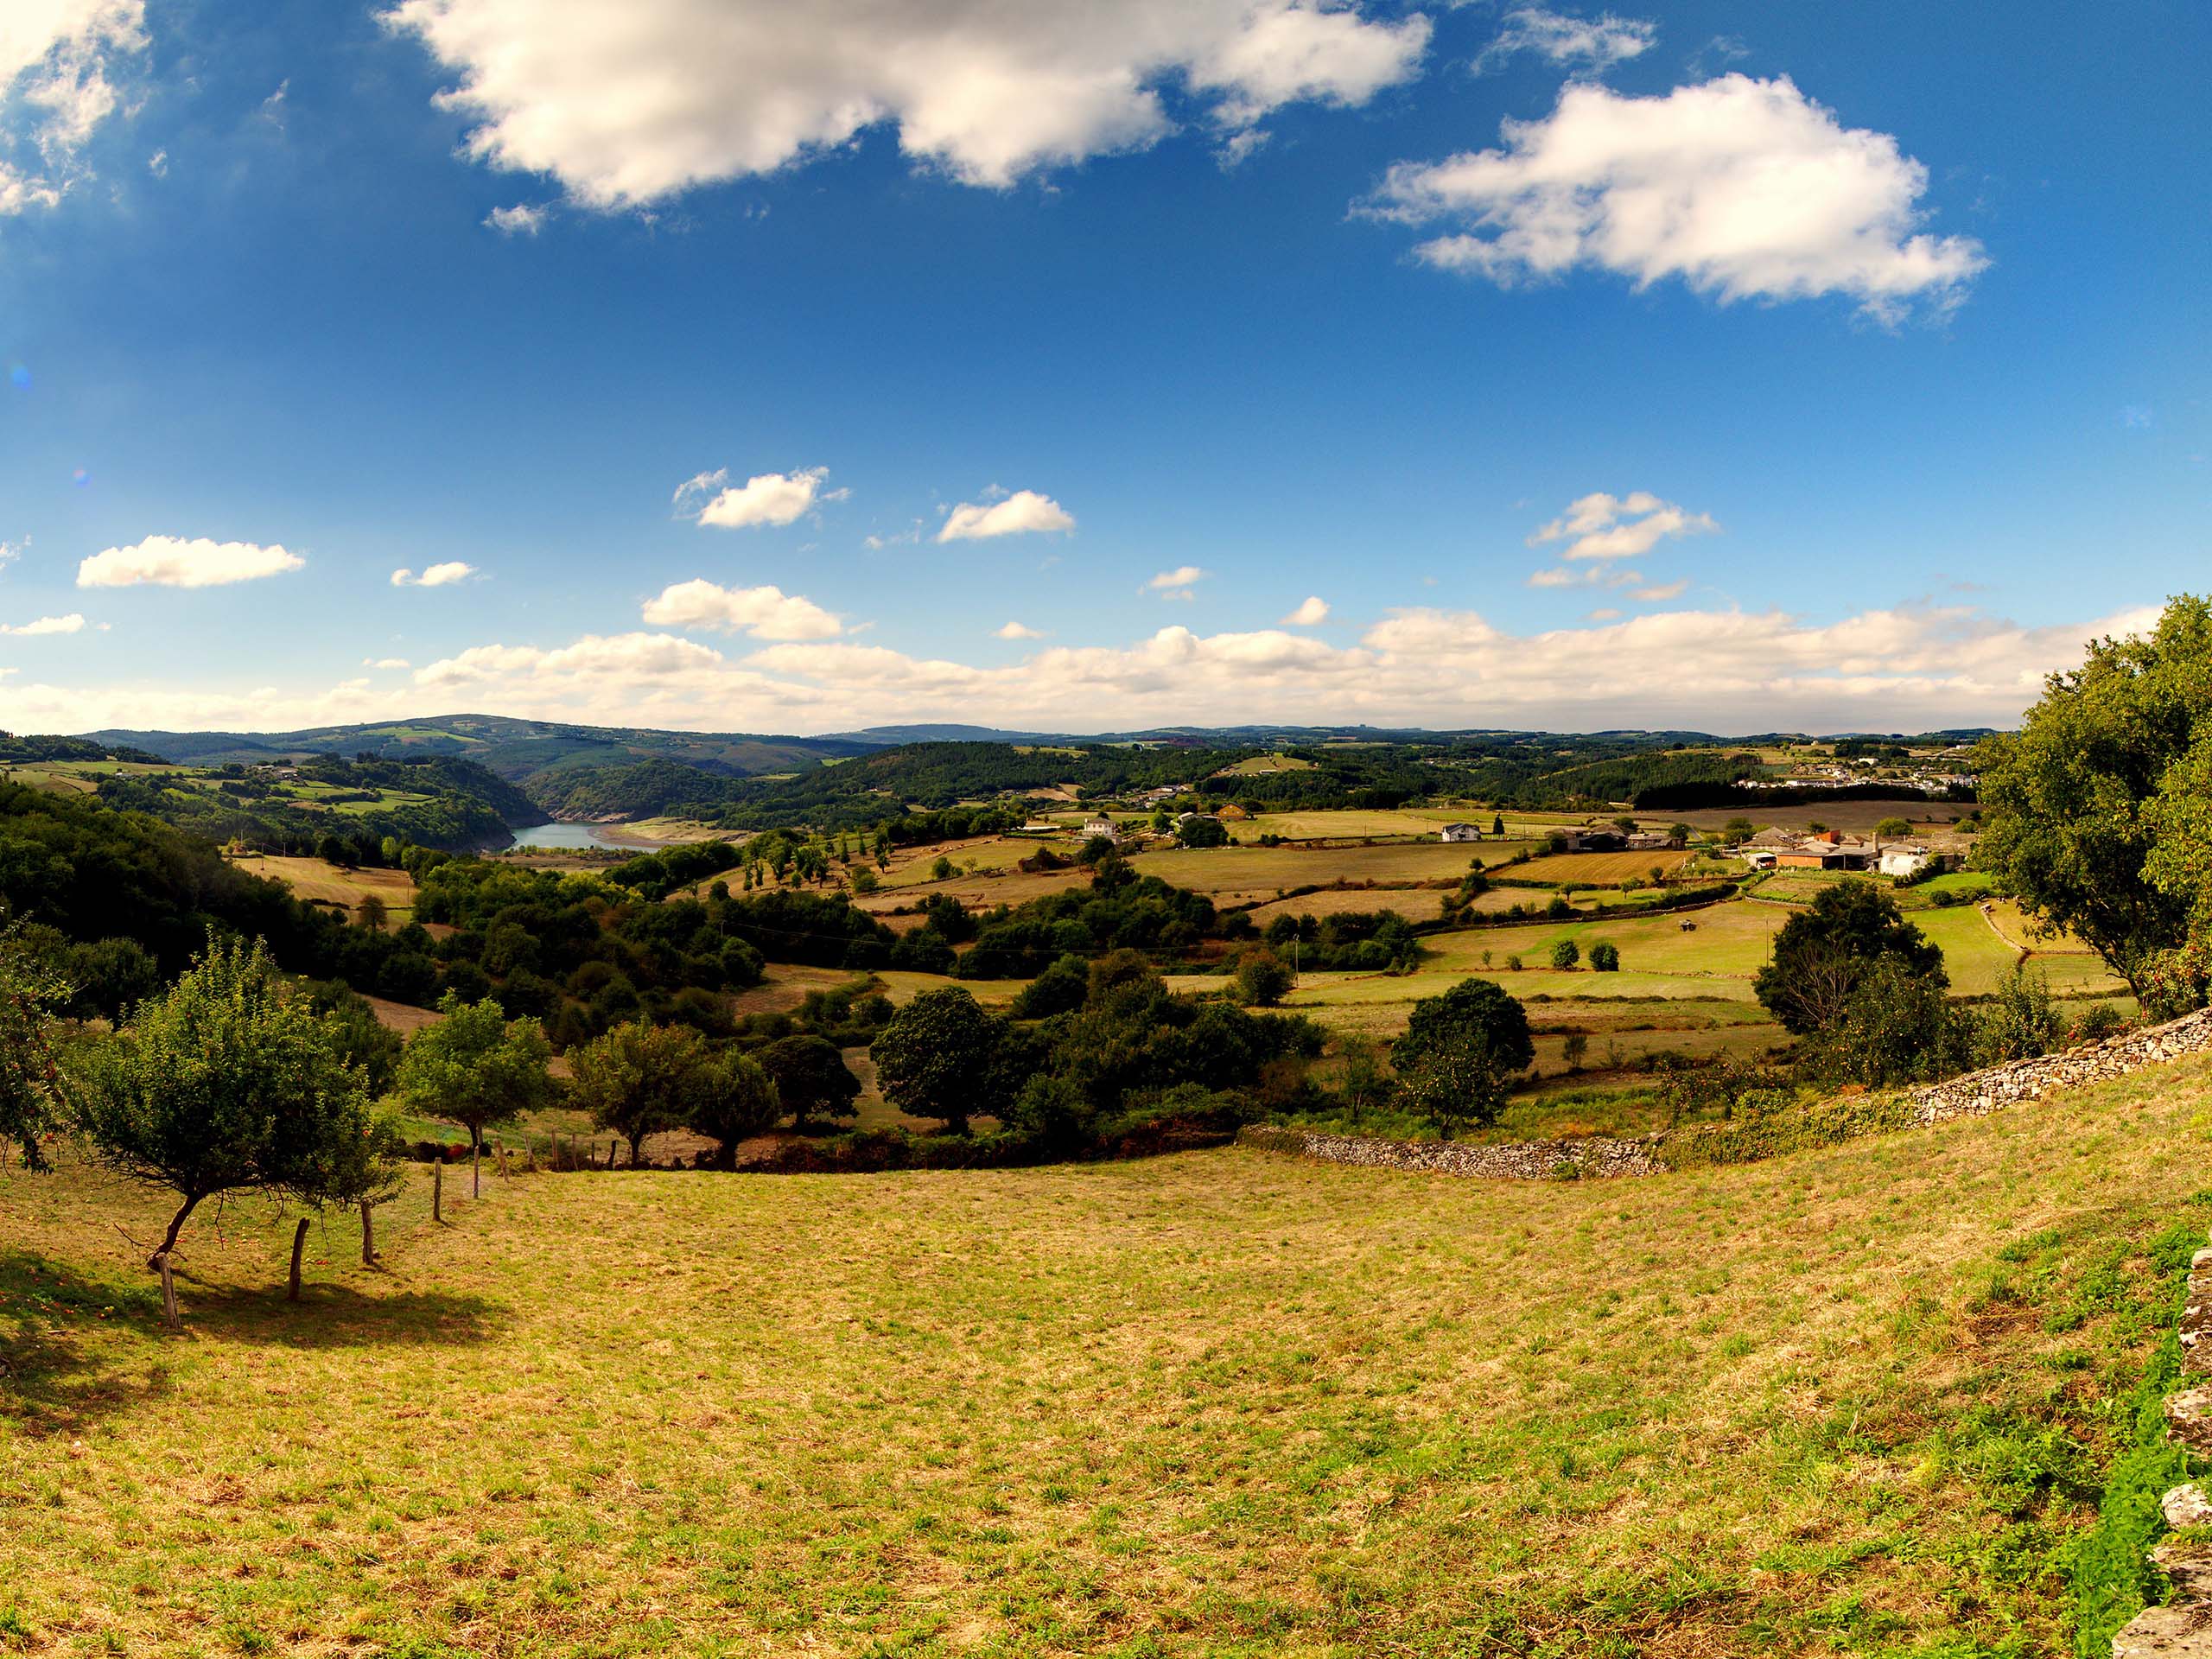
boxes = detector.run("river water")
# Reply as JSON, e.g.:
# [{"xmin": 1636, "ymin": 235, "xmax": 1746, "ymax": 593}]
[{"xmin": 502, "ymin": 821, "xmax": 628, "ymax": 852}]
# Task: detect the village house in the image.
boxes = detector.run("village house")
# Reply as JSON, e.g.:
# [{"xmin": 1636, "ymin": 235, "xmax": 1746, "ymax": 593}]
[
  {"xmin": 1439, "ymin": 823, "xmax": 1482, "ymax": 842},
  {"xmin": 1623, "ymin": 831, "xmax": 1681, "ymax": 852},
  {"xmin": 1080, "ymin": 817, "xmax": 1118, "ymax": 842}
]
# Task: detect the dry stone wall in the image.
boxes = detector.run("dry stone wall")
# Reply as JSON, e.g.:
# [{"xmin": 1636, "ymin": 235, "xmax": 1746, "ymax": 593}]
[
  {"xmin": 1244, "ymin": 1008, "xmax": 2212, "ymax": 1183},
  {"xmin": 2114, "ymin": 1231, "xmax": 2212, "ymax": 1657},
  {"xmin": 1907, "ymin": 1009, "xmax": 2212, "ymax": 1126}
]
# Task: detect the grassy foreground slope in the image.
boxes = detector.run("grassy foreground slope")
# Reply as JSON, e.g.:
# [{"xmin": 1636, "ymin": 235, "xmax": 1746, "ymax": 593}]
[{"xmin": 5, "ymin": 1058, "xmax": 2211, "ymax": 1656}]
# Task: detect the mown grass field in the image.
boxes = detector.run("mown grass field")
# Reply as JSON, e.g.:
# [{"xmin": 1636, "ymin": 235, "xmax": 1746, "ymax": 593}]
[
  {"xmin": 1130, "ymin": 841, "xmax": 1516, "ymax": 894},
  {"xmin": 5, "ymin": 1056, "xmax": 2209, "ymax": 1656},
  {"xmin": 229, "ymin": 855, "xmax": 422, "ymax": 922},
  {"xmin": 1503, "ymin": 849, "xmax": 1693, "ymax": 887}
]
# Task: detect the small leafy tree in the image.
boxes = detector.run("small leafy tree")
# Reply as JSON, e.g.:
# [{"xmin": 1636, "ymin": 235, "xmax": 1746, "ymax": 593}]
[
  {"xmin": 1811, "ymin": 960, "xmax": 1971, "ymax": 1087},
  {"xmin": 1588, "ymin": 941, "xmax": 1620, "ymax": 973},
  {"xmin": 1011, "ymin": 954, "xmax": 1090, "ymax": 1020},
  {"xmin": 690, "ymin": 1050, "xmax": 780, "ymax": 1168},
  {"xmin": 1873, "ymin": 817, "xmax": 1914, "ymax": 839},
  {"xmin": 569, "ymin": 1019, "xmax": 715, "ymax": 1166},
  {"xmin": 394, "ymin": 993, "xmax": 554, "ymax": 1190},
  {"xmin": 870, "ymin": 987, "xmax": 1006, "ymax": 1135},
  {"xmin": 1721, "ymin": 817, "xmax": 1756, "ymax": 846},
  {"xmin": 1236, "ymin": 947, "xmax": 1294, "ymax": 1007},
  {"xmin": 0, "ymin": 926, "xmax": 70, "ymax": 1169},
  {"xmin": 1389, "ymin": 978, "xmax": 1534, "ymax": 1135},
  {"xmin": 1176, "ymin": 815, "xmax": 1230, "ymax": 849},
  {"xmin": 1549, "ymin": 938, "xmax": 1580, "ymax": 971},
  {"xmin": 72, "ymin": 936, "xmax": 394, "ymax": 1268},
  {"xmin": 759, "ymin": 1033, "xmax": 861, "ymax": 1133}
]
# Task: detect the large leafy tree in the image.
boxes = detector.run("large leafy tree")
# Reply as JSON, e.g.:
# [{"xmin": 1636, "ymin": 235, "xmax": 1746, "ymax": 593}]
[
  {"xmin": 1975, "ymin": 594, "xmax": 2212, "ymax": 1007},
  {"xmin": 1751, "ymin": 879, "xmax": 1946, "ymax": 1036},
  {"xmin": 870, "ymin": 987, "xmax": 1007, "ymax": 1135},
  {"xmin": 1390, "ymin": 978, "xmax": 1534, "ymax": 1134},
  {"xmin": 394, "ymin": 992, "xmax": 555, "ymax": 1185},
  {"xmin": 0, "ymin": 925, "xmax": 71, "ymax": 1169},
  {"xmin": 71, "ymin": 935, "xmax": 397, "ymax": 1266},
  {"xmin": 758, "ymin": 1034, "xmax": 860, "ymax": 1134}
]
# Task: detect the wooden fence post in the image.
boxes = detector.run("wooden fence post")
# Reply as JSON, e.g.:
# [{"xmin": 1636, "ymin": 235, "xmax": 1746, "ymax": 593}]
[
  {"xmin": 472, "ymin": 1140, "xmax": 481, "ymax": 1199},
  {"xmin": 359, "ymin": 1199, "xmax": 375, "ymax": 1265},
  {"xmin": 156, "ymin": 1252, "xmax": 180, "ymax": 1332},
  {"xmin": 433, "ymin": 1158, "xmax": 443, "ymax": 1224},
  {"xmin": 287, "ymin": 1217, "xmax": 310, "ymax": 1302}
]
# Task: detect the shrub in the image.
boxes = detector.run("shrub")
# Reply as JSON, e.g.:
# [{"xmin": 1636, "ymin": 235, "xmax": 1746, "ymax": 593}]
[
  {"xmin": 1235, "ymin": 947, "xmax": 1294, "ymax": 1007},
  {"xmin": 1976, "ymin": 963, "xmax": 2063, "ymax": 1065},
  {"xmin": 1588, "ymin": 942, "xmax": 1619, "ymax": 973},
  {"xmin": 2070, "ymin": 1003, "xmax": 2127, "ymax": 1046},
  {"xmin": 1549, "ymin": 939, "xmax": 1580, "ymax": 971}
]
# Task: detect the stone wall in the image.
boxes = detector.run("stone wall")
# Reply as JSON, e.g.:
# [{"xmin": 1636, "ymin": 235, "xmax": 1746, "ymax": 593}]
[
  {"xmin": 1236, "ymin": 1124, "xmax": 1661, "ymax": 1179},
  {"xmin": 1243, "ymin": 1008, "xmax": 2212, "ymax": 1184},
  {"xmin": 2114, "ymin": 1230, "xmax": 2212, "ymax": 1656},
  {"xmin": 1907, "ymin": 1008, "xmax": 2212, "ymax": 1126}
]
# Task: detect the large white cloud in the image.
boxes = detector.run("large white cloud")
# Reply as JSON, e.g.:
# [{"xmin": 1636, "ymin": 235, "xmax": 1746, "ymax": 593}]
[
  {"xmin": 77, "ymin": 535, "xmax": 305, "ymax": 588},
  {"xmin": 641, "ymin": 578, "xmax": 843, "ymax": 640},
  {"xmin": 1366, "ymin": 74, "xmax": 1986, "ymax": 320},
  {"xmin": 675, "ymin": 466, "xmax": 840, "ymax": 529},
  {"xmin": 15, "ymin": 599, "xmax": 2158, "ymax": 737},
  {"xmin": 381, "ymin": 0, "xmax": 1431, "ymax": 203},
  {"xmin": 937, "ymin": 490, "xmax": 1076, "ymax": 543},
  {"xmin": 0, "ymin": 1, "xmax": 144, "ymax": 211}
]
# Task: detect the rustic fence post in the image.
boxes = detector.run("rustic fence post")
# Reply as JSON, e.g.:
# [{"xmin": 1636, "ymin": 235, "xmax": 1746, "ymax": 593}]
[
  {"xmin": 287, "ymin": 1217, "xmax": 310, "ymax": 1302},
  {"xmin": 359, "ymin": 1199, "xmax": 375, "ymax": 1265},
  {"xmin": 433, "ymin": 1158, "xmax": 443, "ymax": 1223},
  {"xmin": 472, "ymin": 1139, "xmax": 481, "ymax": 1199},
  {"xmin": 156, "ymin": 1251, "xmax": 180, "ymax": 1332}
]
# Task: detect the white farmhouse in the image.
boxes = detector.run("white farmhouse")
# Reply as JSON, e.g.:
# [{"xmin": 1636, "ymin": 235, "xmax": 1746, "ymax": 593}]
[
  {"xmin": 1439, "ymin": 823, "xmax": 1482, "ymax": 842},
  {"xmin": 1081, "ymin": 817, "xmax": 1119, "ymax": 842}
]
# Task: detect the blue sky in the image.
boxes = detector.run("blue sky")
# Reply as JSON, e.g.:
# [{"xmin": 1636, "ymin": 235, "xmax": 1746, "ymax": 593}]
[{"xmin": 0, "ymin": 0, "xmax": 2203, "ymax": 736}]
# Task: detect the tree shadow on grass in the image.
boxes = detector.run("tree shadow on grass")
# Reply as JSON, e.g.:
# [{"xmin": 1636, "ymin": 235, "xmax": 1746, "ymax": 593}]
[{"xmin": 1, "ymin": 1249, "xmax": 505, "ymax": 1436}]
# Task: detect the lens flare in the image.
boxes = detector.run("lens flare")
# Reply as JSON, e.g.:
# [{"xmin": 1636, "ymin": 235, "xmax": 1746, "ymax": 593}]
[
  {"xmin": 7, "ymin": 365, "xmax": 29, "ymax": 391},
  {"xmin": 71, "ymin": 468, "xmax": 89, "ymax": 487}
]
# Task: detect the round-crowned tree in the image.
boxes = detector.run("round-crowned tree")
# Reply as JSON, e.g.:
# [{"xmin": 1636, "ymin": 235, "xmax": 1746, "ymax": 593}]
[
  {"xmin": 394, "ymin": 993, "xmax": 555, "ymax": 1192},
  {"xmin": 759, "ymin": 1033, "xmax": 861, "ymax": 1134},
  {"xmin": 870, "ymin": 987, "xmax": 1006, "ymax": 1135},
  {"xmin": 690, "ymin": 1051, "xmax": 781, "ymax": 1169},
  {"xmin": 1389, "ymin": 978, "xmax": 1535, "ymax": 1135},
  {"xmin": 1751, "ymin": 878, "xmax": 1947, "ymax": 1036},
  {"xmin": 569, "ymin": 1019, "xmax": 717, "ymax": 1167},
  {"xmin": 1589, "ymin": 941, "xmax": 1620, "ymax": 972},
  {"xmin": 1235, "ymin": 946, "xmax": 1294, "ymax": 1007},
  {"xmin": 1550, "ymin": 938, "xmax": 1580, "ymax": 970}
]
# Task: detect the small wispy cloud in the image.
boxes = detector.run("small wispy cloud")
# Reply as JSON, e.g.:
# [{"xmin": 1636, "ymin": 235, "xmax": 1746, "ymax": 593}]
[
  {"xmin": 485, "ymin": 202, "xmax": 546, "ymax": 236},
  {"xmin": 391, "ymin": 562, "xmax": 477, "ymax": 588},
  {"xmin": 1147, "ymin": 565, "xmax": 1208, "ymax": 601},
  {"xmin": 0, "ymin": 613, "xmax": 85, "ymax": 636},
  {"xmin": 1280, "ymin": 595, "xmax": 1331, "ymax": 626},
  {"xmin": 995, "ymin": 620, "xmax": 1046, "ymax": 640},
  {"xmin": 938, "ymin": 489, "xmax": 1076, "ymax": 543}
]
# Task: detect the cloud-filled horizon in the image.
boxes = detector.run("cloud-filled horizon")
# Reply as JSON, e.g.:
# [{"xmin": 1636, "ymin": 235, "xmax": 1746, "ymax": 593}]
[{"xmin": 0, "ymin": 2, "xmax": 2197, "ymax": 743}]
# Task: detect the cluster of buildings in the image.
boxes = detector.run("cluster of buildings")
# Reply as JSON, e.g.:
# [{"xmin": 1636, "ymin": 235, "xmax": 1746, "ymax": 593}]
[{"xmin": 1733, "ymin": 827, "xmax": 1952, "ymax": 878}]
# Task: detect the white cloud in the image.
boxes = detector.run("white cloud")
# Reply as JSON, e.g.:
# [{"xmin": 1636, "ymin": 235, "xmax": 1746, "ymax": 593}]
[
  {"xmin": 1476, "ymin": 7, "xmax": 1655, "ymax": 74},
  {"xmin": 1366, "ymin": 74, "xmax": 1986, "ymax": 321},
  {"xmin": 381, "ymin": 0, "xmax": 1430, "ymax": 205},
  {"xmin": 144, "ymin": 145, "xmax": 163, "ymax": 175},
  {"xmin": 1280, "ymin": 595, "xmax": 1331, "ymax": 626},
  {"xmin": 1147, "ymin": 565, "xmax": 1208, "ymax": 601},
  {"xmin": 77, "ymin": 535, "xmax": 305, "ymax": 588},
  {"xmin": 391, "ymin": 561, "xmax": 478, "ymax": 587},
  {"xmin": 1530, "ymin": 491, "xmax": 1716, "ymax": 560},
  {"xmin": 484, "ymin": 202, "xmax": 546, "ymax": 235},
  {"xmin": 676, "ymin": 465, "xmax": 841, "ymax": 529},
  {"xmin": 640, "ymin": 578, "xmax": 842, "ymax": 640},
  {"xmin": 0, "ymin": 539, "xmax": 21, "ymax": 571},
  {"xmin": 19, "ymin": 599, "xmax": 2165, "ymax": 737},
  {"xmin": 0, "ymin": 612, "xmax": 85, "ymax": 635},
  {"xmin": 1625, "ymin": 578, "xmax": 1688, "ymax": 601},
  {"xmin": 1585, "ymin": 607, "xmax": 1622, "ymax": 621},
  {"xmin": 363, "ymin": 657, "xmax": 412, "ymax": 670},
  {"xmin": 1528, "ymin": 566, "xmax": 1586, "ymax": 588},
  {"xmin": 0, "ymin": 0, "xmax": 146, "ymax": 210},
  {"xmin": 995, "ymin": 620, "xmax": 1046, "ymax": 640},
  {"xmin": 937, "ymin": 490, "xmax": 1076, "ymax": 543}
]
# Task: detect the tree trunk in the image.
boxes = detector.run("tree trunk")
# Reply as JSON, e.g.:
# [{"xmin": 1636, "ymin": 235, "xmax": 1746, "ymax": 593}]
[
  {"xmin": 287, "ymin": 1217, "xmax": 310, "ymax": 1302},
  {"xmin": 628, "ymin": 1130, "xmax": 645, "ymax": 1170},
  {"xmin": 147, "ymin": 1192, "xmax": 202, "ymax": 1271},
  {"xmin": 359, "ymin": 1200, "xmax": 375, "ymax": 1266},
  {"xmin": 156, "ymin": 1252, "xmax": 179, "ymax": 1332}
]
